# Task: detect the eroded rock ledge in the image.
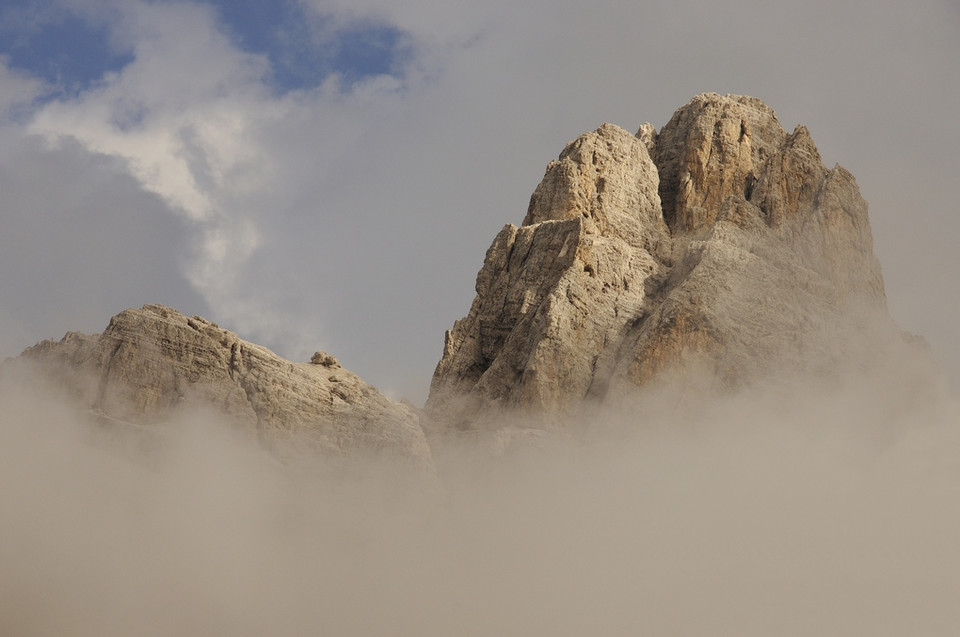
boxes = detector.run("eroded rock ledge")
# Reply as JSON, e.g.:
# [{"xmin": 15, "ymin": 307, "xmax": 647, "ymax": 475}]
[{"xmin": 426, "ymin": 93, "xmax": 890, "ymax": 429}]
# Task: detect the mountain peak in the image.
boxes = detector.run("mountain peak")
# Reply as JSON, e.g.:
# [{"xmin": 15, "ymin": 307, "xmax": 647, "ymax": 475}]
[
  {"xmin": 11, "ymin": 303, "xmax": 434, "ymax": 468},
  {"xmin": 426, "ymin": 94, "xmax": 895, "ymax": 429}
]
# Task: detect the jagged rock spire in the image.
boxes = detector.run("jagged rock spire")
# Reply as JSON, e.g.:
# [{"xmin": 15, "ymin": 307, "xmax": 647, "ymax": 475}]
[{"xmin": 427, "ymin": 93, "xmax": 889, "ymax": 429}]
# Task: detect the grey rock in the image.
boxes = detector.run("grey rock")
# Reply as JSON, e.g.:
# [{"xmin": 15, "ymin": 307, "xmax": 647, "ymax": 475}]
[
  {"xmin": 426, "ymin": 93, "xmax": 896, "ymax": 429},
  {"xmin": 12, "ymin": 304, "xmax": 433, "ymax": 468}
]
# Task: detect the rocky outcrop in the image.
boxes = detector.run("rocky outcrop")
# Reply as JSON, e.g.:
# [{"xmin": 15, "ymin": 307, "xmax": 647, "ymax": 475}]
[
  {"xmin": 426, "ymin": 93, "xmax": 891, "ymax": 428},
  {"xmin": 4, "ymin": 93, "xmax": 907, "ymax": 442},
  {"xmin": 10, "ymin": 304, "xmax": 433, "ymax": 468}
]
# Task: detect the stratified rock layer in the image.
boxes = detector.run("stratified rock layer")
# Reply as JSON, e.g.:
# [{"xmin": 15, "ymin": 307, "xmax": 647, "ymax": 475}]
[
  {"xmin": 427, "ymin": 93, "xmax": 889, "ymax": 428},
  {"xmin": 13, "ymin": 304, "xmax": 433, "ymax": 467}
]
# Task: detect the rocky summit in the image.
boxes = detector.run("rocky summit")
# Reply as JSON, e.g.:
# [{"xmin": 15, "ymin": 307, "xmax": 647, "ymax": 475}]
[
  {"xmin": 426, "ymin": 93, "xmax": 892, "ymax": 429},
  {"xmin": 9, "ymin": 304, "xmax": 433, "ymax": 468}
]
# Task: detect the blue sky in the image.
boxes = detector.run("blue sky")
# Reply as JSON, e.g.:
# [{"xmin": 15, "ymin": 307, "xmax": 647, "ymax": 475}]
[
  {"xmin": 212, "ymin": 0, "xmax": 411, "ymax": 89},
  {"xmin": 0, "ymin": 5, "xmax": 133, "ymax": 96},
  {"xmin": 0, "ymin": 0, "xmax": 958, "ymax": 402},
  {"xmin": 0, "ymin": 0, "xmax": 409, "ymax": 97}
]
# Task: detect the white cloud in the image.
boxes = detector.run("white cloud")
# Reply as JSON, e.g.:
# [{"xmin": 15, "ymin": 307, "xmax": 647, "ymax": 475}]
[
  {"xmin": 24, "ymin": 1, "xmax": 288, "ymax": 346},
  {"xmin": 0, "ymin": 128, "xmax": 207, "ymax": 357},
  {"xmin": 28, "ymin": 1, "xmax": 270, "ymax": 220},
  {"xmin": 0, "ymin": 58, "xmax": 45, "ymax": 118}
]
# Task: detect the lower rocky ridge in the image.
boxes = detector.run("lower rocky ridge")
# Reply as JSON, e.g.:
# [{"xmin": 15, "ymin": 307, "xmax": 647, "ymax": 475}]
[
  {"xmin": 7, "ymin": 304, "xmax": 434, "ymax": 473},
  {"xmin": 425, "ymin": 93, "xmax": 918, "ymax": 430}
]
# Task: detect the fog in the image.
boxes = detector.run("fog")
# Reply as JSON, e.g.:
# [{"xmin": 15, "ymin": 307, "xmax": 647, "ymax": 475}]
[{"xmin": 2, "ymin": 334, "xmax": 959, "ymax": 636}]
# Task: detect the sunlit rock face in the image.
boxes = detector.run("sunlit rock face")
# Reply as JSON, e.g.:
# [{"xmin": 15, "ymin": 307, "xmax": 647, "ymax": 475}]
[
  {"xmin": 5, "ymin": 94, "xmax": 901, "ymax": 443},
  {"xmin": 427, "ymin": 93, "xmax": 890, "ymax": 429},
  {"xmin": 10, "ymin": 304, "xmax": 433, "ymax": 469}
]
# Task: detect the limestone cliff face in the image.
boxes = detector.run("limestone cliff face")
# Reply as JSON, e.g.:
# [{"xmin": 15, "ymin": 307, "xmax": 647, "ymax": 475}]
[
  {"xmin": 427, "ymin": 93, "xmax": 889, "ymax": 428},
  {"xmin": 13, "ymin": 304, "xmax": 432, "ymax": 467}
]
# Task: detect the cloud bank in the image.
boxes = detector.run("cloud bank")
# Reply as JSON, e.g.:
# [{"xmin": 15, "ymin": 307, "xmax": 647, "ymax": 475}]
[{"xmin": 1, "ymin": 342, "xmax": 958, "ymax": 635}]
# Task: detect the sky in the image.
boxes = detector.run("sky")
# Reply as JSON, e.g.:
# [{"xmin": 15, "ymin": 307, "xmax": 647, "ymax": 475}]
[{"xmin": 0, "ymin": 0, "xmax": 957, "ymax": 404}]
